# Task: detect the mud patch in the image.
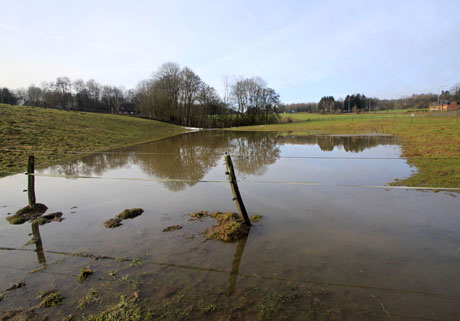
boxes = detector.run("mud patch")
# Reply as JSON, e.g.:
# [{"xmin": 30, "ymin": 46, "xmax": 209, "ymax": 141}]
[{"xmin": 0, "ymin": 310, "xmax": 45, "ymax": 321}]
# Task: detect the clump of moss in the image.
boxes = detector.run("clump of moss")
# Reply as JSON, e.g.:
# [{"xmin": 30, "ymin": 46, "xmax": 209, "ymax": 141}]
[
  {"xmin": 117, "ymin": 208, "xmax": 144, "ymax": 220},
  {"xmin": 79, "ymin": 289, "xmax": 99, "ymax": 309},
  {"xmin": 250, "ymin": 215, "xmax": 263, "ymax": 223},
  {"xmin": 202, "ymin": 212, "xmax": 250, "ymax": 242},
  {"xmin": 6, "ymin": 203, "xmax": 48, "ymax": 225},
  {"xmin": 162, "ymin": 225, "xmax": 182, "ymax": 232},
  {"xmin": 38, "ymin": 289, "xmax": 64, "ymax": 308},
  {"xmin": 6, "ymin": 215, "xmax": 28, "ymax": 225},
  {"xmin": 15, "ymin": 203, "xmax": 48, "ymax": 216},
  {"xmin": 84, "ymin": 295, "xmax": 143, "ymax": 321},
  {"xmin": 104, "ymin": 208, "xmax": 144, "ymax": 228},
  {"xmin": 104, "ymin": 218, "xmax": 122, "ymax": 228},
  {"xmin": 189, "ymin": 211, "xmax": 208, "ymax": 221},
  {"xmin": 79, "ymin": 267, "xmax": 94, "ymax": 283},
  {"xmin": 34, "ymin": 212, "xmax": 64, "ymax": 225}
]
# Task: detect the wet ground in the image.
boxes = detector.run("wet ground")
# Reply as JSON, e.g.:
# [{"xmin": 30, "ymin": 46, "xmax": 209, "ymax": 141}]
[{"xmin": 0, "ymin": 131, "xmax": 459, "ymax": 320}]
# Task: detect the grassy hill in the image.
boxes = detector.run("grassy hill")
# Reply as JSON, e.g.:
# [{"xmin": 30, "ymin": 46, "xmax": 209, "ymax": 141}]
[
  {"xmin": 0, "ymin": 104, "xmax": 187, "ymax": 177},
  {"xmin": 234, "ymin": 112, "xmax": 460, "ymax": 189}
]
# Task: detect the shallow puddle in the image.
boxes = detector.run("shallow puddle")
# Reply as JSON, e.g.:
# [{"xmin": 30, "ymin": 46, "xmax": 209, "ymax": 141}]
[{"xmin": 0, "ymin": 131, "xmax": 459, "ymax": 320}]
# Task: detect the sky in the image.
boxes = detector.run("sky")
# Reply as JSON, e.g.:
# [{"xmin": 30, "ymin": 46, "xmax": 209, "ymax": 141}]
[{"xmin": 1, "ymin": 0, "xmax": 459, "ymax": 103}]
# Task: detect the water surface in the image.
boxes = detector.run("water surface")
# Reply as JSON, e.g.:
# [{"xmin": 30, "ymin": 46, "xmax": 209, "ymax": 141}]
[{"xmin": 0, "ymin": 131, "xmax": 459, "ymax": 320}]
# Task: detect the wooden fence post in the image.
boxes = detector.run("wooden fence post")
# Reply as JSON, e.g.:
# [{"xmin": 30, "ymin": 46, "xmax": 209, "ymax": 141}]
[
  {"xmin": 225, "ymin": 154, "xmax": 251, "ymax": 226},
  {"xmin": 27, "ymin": 155, "xmax": 36, "ymax": 207}
]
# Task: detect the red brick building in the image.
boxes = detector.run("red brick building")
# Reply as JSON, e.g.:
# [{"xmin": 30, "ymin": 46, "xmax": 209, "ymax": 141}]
[{"xmin": 429, "ymin": 101, "xmax": 459, "ymax": 112}]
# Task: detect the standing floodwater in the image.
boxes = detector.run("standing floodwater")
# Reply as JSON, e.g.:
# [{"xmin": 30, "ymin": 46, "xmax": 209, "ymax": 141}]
[{"xmin": 0, "ymin": 131, "xmax": 459, "ymax": 320}]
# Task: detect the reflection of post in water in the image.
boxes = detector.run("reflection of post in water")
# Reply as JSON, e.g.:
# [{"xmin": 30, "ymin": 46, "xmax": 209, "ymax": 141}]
[
  {"xmin": 28, "ymin": 155, "xmax": 46, "ymax": 266},
  {"xmin": 31, "ymin": 222, "xmax": 46, "ymax": 266},
  {"xmin": 228, "ymin": 232, "xmax": 249, "ymax": 295}
]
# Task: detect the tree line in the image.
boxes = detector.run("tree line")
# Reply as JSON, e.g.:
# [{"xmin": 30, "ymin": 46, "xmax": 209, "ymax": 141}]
[
  {"xmin": 3, "ymin": 68, "xmax": 459, "ymax": 123},
  {"xmin": 1, "ymin": 62, "xmax": 280, "ymax": 128},
  {"xmin": 1, "ymin": 78, "xmax": 135, "ymax": 114},
  {"xmin": 280, "ymin": 82, "xmax": 460, "ymax": 114}
]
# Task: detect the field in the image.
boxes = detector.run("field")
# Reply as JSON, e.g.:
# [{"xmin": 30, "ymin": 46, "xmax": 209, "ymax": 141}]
[
  {"xmin": 0, "ymin": 104, "xmax": 187, "ymax": 177},
  {"xmin": 234, "ymin": 111, "xmax": 460, "ymax": 188}
]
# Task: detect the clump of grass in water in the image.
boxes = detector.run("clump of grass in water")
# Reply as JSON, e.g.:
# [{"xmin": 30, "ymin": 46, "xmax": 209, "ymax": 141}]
[
  {"xmin": 188, "ymin": 211, "xmax": 263, "ymax": 242},
  {"xmin": 104, "ymin": 208, "xmax": 144, "ymax": 228},
  {"xmin": 117, "ymin": 208, "xmax": 144, "ymax": 220},
  {"xmin": 6, "ymin": 203, "xmax": 48, "ymax": 225},
  {"xmin": 162, "ymin": 225, "xmax": 182, "ymax": 232},
  {"xmin": 38, "ymin": 289, "xmax": 64, "ymax": 308},
  {"xmin": 79, "ymin": 289, "xmax": 100, "ymax": 309},
  {"xmin": 104, "ymin": 217, "xmax": 122, "ymax": 228},
  {"xmin": 79, "ymin": 266, "xmax": 94, "ymax": 283}
]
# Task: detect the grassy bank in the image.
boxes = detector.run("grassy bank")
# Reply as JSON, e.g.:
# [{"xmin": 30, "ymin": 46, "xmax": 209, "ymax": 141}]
[
  {"xmin": 0, "ymin": 104, "xmax": 188, "ymax": 177},
  {"xmin": 233, "ymin": 112, "xmax": 460, "ymax": 188}
]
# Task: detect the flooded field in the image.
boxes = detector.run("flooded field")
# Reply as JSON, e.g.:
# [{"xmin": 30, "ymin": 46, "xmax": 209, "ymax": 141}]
[{"xmin": 1, "ymin": 131, "xmax": 459, "ymax": 320}]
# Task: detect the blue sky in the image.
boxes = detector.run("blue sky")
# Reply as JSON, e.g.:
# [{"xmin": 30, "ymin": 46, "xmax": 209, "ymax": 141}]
[{"xmin": 1, "ymin": 0, "xmax": 459, "ymax": 102}]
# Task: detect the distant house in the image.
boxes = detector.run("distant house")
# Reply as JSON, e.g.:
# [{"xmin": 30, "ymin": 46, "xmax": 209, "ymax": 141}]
[
  {"xmin": 429, "ymin": 101, "xmax": 459, "ymax": 112},
  {"xmin": 119, "ymin": 103, "xmax": 136, "ymax": 115}
]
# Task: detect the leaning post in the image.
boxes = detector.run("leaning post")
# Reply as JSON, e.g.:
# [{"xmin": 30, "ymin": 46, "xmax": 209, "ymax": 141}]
[
  {"xmin": 27, "ymin": 155, "xmax": 36, "ymax": 207},
  {"xmin": 225, "ymin": 153, "xmax": 251, "ymax": 226}
]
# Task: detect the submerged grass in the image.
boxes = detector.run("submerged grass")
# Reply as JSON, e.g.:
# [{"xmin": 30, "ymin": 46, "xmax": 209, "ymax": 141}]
[
  {"xmin": 79, "ymin": 267, "xmax": 94, "ymax": 283},
  {"xmin": 37, "ymin": 289, "xmax": 64, "ymax": 308},
  {"xmin": 233, "ymin": 112, "xmax": 460, "ymax": 188},
  {"xmin": 84, "ymin": 295, "xmax": 143, "ymax": 321},
  {"xmin": 0, "ymin": 103, "xmax": 187, "ymax": 177},
  {"xmin": 79, "ymin": 290, "xmax": 100, "ymax": 309}
]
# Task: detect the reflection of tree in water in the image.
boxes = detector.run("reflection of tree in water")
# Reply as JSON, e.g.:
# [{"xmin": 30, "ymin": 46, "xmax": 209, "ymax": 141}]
[
  {"xmin": 131, "ymin": 131, "xmax": 280, "ymax": 191},
  {"xmin": 47, "ymin": 151, "xmax": 132, "ymax": 177},
  {"xmin": 46, "ymin": 132, "xmax": 281, "ymax": 191},
  {"xmin": 230, "ymin": 133, "xmax": 280, "ymax": 177},
  {"xmin": 278, "ymin": 135, "xmax": 398, "ymax": 153}
]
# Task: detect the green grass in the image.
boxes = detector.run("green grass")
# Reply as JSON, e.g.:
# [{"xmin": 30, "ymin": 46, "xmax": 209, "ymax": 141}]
[
  {"xmin": 234, "ymin": 112, "xmax": 460, "ymax": 188},
  {"xmin": 0, "ymin": 104, "xmax": 187, "ymax": 177}
]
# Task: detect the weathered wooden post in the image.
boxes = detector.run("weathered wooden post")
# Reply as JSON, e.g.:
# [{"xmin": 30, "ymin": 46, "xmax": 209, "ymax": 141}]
[
  {"xmin": 225, "ymin": 153, "xmax": 251, "ymax": 226},
  {"xmin": 27, "ymin": 155, "xmax": 36, "ymax": 207}
]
